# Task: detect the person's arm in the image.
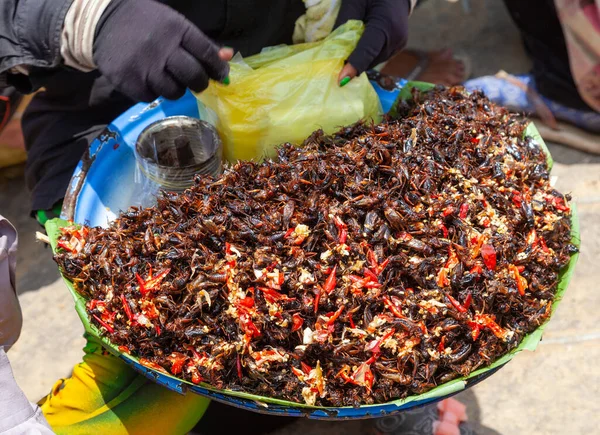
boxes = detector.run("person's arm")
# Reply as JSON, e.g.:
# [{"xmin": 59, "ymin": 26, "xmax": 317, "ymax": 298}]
[
  {"xmin": 0, "ymin": 215, "xmax": 55, "ymax": 434},
  {"xmin": 1, "ymin": 0, "xmax": 232, "ymax": 101},
  {"xmin": 335, "ymin": 0, "xmax": 414, "ymax": 83},
  {"xmin": 0, "ymin": 0, "xmax": 73, "ymax": 81}
]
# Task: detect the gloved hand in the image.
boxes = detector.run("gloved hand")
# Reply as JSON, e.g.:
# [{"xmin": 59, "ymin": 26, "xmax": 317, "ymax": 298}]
[
  {"xmin": 93, "ymin": 0, "xmax": 232, "ymax": 102},
  {"xmin": 335, "ymin": 0, "xmax": 411, "ymax": 83}
]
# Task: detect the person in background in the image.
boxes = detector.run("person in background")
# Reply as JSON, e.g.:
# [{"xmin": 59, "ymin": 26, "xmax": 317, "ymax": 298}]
[
  {"xmin": 464, "ymin": 0, "xmax": 600, "ymax": 154},
  {"xmin": 0, "ymin": 215, "xmax": 54, "ymax": 434}
]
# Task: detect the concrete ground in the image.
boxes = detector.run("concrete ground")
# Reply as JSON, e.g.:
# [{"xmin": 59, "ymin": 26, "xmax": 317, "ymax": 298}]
[{"xmin": 2, "ymin": 1, "xmax": 599, "ymax": 434}]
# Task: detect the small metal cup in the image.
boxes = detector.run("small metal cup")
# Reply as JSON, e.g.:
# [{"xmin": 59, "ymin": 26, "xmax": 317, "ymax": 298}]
[{"xmin": 135, "ymin": 116, "xmax": 223, "ymax": 191}]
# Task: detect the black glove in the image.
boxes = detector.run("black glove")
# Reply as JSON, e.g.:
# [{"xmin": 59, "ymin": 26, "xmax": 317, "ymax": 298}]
[
  {"xmin": 335, "ymin": 0, "xmax": 411, "ymax": 74},
  {"xmin": 93, "ymin": 0, "xmax": 229, "ymax": 102}
]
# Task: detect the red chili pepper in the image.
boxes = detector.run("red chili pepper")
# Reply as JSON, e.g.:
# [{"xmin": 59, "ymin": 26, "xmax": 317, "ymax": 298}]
[
  {"xmin": 459, "ymin": 203, "xmax": 469, "ymax": 219},
  {"xmin": 480, "ymin": 243, "xmax": 497, "ymax": 270},
  {"xmin": 239, "ymin": 312, "xmax": 261, "ymax": 338},
  {"xmin": 526, "ymin": 229, "xmax": 538, "ymax": 247},
  {"xmin": 366, "ymin": 248, "xmax": 378, "ymax": 270},
  {"xmin": 118, "ymin": 346, "xmax": 131, "ymax": 354},
  {"xmin": 57, "ymin": 240, "xmax": 75, "ymax": 252},
  {"xmin": 261, "ymin": 262, "xmax": 274, "ymax": 273},
  {"xmin": 517, "ymin": 265, "xmax": 525, "ymax": 273},
  {"xmin": 470, "ymin": 265, "xmax": 483, "ymax": 275},
  {"xmin": 512, "ymin": 191, "xmax": 522, "ymax": 207},
  {"xmin": 136, "ymin": 267, "xmax": 171, "ymax": 297},
  {"xmin": 509, "ymin": 264, "xmax": 528, "ymax": 296},
  {"xmin": 467, "ymin": 321, "xmax": 482, "ymax": 341},
  {"xmin": 445, "ymin": 247, "xmax": 459, "ymax": 269},
  {"xmin": 363, "ymin": 268, "xmax": 379, "ymax": 282},
  {"xmin": 237, "ymin": 297, "xmax": 255, "ymax": 308},
  {"xmin": 323, "ymin": 265, "xmax": 337, "ymax": 294},
  {"xmin": 370, "ymin": 328, "xmax": 395, "ymax": 355},
  {"xmin": 225, "ymin": 242, "xmax": 232, "ymax": 255},
  {"xmin": 136, "ymin": 273, "xmax": 147, "ymax": 295},
  {"xmin": 377, "ymin": 258, "xmax": 390, "ymax": 275},
  {"xmin": 336, "ymin": 368, "xmax": 355, "ymax": 385},
  {"xmin": 437, "ymin": 268, "xmax": 449, "ymax": 287},
  {"xmin": 439, "ymin": 224, "xmax": 449, "ymax": 238},
  {"xmin": 120, "ymin": 294, "xmax": 135, "ymax": 324},
  {"xmin": 476, "ymin": 314, "xmax": 506, "ymax": 338},
  {"xmin": 284, "ymin": 227, "xmax": 295, "ymax": 238},
  {"xmin": 168, "ymin": 353, "xmax": 187, "ymax": 375},
  {"xmin": 300, "ymin": 361, "xmax": 312, "ymax": 375},
  {"xmin": 278, "ymin": 271, "xmax": 285, "ymax": 286},
  {"xmin": 314, "ymin": 289, "xmax": 321, "ymax": 314},
  {"xmin": 552, "ymin": 196, "xmax": 570, "ymax": 212},
  {"xmin": 443, "ymin": 206, "xmax": 454, "ymax": 217},
  {"xmin": 155, "ymin": 323, "xmax": 161, "ymax": 336},
  {"xmin": 326, "ymin": 305, "xmax": 345, "ymax": 326},
  {"xmin": 257, "ymin": 287, "xmax": 295, "ymax": 303},
  {"xmin": 463, "ymin": 293, "xmax": 472, "ymax": 310},
  {"xmin": 348, "ymin": 313, "xmax": 355, "ymax": 328},
  {"xmin": 237, "ymin": 354, "xmax": 243, "ymax": 380},
  {"xmin": 291, "ymin": 367, "xmax": 305, "ymax": 378},
  {"xmin": 363, "ymin": 281, "xmax": 383, "ymax": 289},
  {"xmin": 87, "ymin": 299, "xmax": 106, "ymax": 311},
  {"xmin": 188, "ymin": 364, "xmax": 203, "ymax": 384},
  {"xmin": 291, "ymin": 313, "xmax": 304, "ymax": 332},
  {"xmin": 438, "ymin": 336, "xmax": 447, "ymax": 352},
  {"xmin": 470, "ymin": 137, "xmax": 480, "ymax": 144},
  {"xmin": 446, "ymin": 293, "xmax": 467, "ymax": 313},
  {"xmin": 383, "ymin": 296, "xmax": 404, "ymax": 319},
  {"xmin": 333, "ymin": 216, "xmax": 348, "ymax": 245},
  {"xmin": 92, "ymin": 314, "xmax": 114, "ymax": 334},
  {"xmin": 539, "ymin": 237, "xmax": 549, "ymax": 252}
]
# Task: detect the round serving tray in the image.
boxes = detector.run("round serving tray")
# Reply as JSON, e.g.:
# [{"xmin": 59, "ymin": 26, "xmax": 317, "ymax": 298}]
[{"xmin": 54, "ymin": 81, "xmax": 578, "ymax": 419}]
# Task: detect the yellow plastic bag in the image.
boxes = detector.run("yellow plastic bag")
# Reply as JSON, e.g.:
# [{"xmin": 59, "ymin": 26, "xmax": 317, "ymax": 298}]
[{"xmin": 196, "ymin": 21, "xmax": 382, "ymax": 163}]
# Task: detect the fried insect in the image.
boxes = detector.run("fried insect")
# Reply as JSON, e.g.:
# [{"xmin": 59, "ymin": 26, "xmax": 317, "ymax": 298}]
[{"xmin": 55, "ymin": 86, "xmax": 576, "ymax": 406}]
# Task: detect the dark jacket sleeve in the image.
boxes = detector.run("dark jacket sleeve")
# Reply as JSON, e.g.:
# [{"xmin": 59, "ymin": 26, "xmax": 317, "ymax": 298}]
[{"xmin": 0, "ymin": 0, "xmax": 73, "ymax": 89}]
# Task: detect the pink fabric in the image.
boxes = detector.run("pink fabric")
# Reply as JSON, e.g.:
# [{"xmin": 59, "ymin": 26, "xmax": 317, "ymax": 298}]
[
  {"xmin": 582, "ymin": 4, "xmax": 600, "ymax": 32},
  {"xmin": 555, "ymin": 0, "xmax": 600, "ymax": 112}
]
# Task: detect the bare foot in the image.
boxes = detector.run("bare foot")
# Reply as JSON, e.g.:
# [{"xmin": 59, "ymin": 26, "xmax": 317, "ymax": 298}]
[{"xmin": 380, "ymin": 49, "xmax": 467, "ymax": 86}]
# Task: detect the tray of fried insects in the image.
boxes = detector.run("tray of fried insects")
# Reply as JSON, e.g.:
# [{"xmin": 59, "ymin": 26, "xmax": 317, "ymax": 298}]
[{"xmin": 47, "ymin": 82, "xmax": 580, "ymax": 419}]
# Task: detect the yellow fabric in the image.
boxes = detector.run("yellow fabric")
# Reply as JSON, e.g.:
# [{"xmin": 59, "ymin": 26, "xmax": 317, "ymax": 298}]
[
  {"xmin": 197, "ymin": 21, "xmax": 382, "ymax": 163},
  {"xmin": 39, "ymin": 335, "xmax": 209, "ymax": 435},
  {"xmin": 293, "ymin": 0, "xmax": 341, "ymax": 44}
]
